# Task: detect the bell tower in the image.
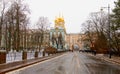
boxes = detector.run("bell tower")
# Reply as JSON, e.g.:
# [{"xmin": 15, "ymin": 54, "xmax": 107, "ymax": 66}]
[{"xmin": 54, "ymin": 16, "xmax": 66, "ymax": 31}]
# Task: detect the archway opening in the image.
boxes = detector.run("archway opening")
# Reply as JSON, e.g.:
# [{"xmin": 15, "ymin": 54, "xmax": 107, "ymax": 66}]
[{"xmin": 72, "ymin": 44, "xmax": 79, "ymax": 51}]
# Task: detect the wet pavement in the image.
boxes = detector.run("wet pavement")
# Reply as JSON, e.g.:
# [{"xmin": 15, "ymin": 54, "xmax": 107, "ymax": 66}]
[{"xmin": 7, "ymin": 51, "xmax": 120, "ymax": 74}]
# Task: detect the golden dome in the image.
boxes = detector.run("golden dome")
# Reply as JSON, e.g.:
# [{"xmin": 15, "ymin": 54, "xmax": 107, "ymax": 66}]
[
  {"xmin": 54, "ymin": 16, "xmax": 66, "ymax": 33},
  {"xmin": 55, "ymin": 17, "xmax": 64, "ymax": 24}
]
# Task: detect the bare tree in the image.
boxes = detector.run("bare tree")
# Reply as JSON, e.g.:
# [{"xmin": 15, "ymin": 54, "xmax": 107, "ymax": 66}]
[
  {"xmin": 82, "ymin": 20, "xmax": 95, "ymax": 48},
  {"xmin": 82, "ymin": 11, "xmax": 109, "ymax": 53},
  {"xmin": 4, "ymin": 0, "xmax": 30, "ymax": 51},
  {"xmin": 0, "ymin": 0, "xmax": 6, "ymax": 48},
  {"xmin": 35, "ymin": 16, "xmax": 49, "ymax": 50},
  {"xmin": 89, "ymin": 11, "xmax": 108, "ymax": 36}
]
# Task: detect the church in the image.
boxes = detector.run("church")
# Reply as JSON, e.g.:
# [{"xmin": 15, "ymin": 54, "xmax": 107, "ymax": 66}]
[
  {"xmin": 50, "ymin": 16, "xmax": 67, "ymax": 51},
  {"xmin": 50, "ymin": 16, "xmax": 83, "ymax": 51}
]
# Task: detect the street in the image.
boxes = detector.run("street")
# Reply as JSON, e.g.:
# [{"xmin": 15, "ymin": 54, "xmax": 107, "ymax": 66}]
[{"xmin": 7, "ymin": 51, "xmax": 120, "ymax": 74}]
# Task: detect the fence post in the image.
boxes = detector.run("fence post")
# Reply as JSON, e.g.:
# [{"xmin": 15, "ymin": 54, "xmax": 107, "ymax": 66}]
[
  {"xmin": 22, "ymin": 51, "xmax": 27, "ymax": 60},
  {"xmin": 35, "ymin": 51, "xmax": 38, "ymax": 58},
  {"xmin": 0, "ymin": 50, "xmax": 6, "ymax": 64}
]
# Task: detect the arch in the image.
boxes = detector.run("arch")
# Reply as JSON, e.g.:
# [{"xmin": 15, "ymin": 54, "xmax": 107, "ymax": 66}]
[{"xmin": 72, "ymin": 43, "xmax": 80, "ymax": 50}]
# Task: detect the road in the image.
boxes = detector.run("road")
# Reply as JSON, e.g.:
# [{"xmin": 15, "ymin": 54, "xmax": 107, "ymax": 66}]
[{"xmin": 7, "ymin": 51, "xmax": 120, "ymax": 74}]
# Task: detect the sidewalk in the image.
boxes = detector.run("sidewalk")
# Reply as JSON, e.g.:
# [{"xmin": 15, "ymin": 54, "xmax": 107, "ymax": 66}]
[
  {"xmin": 0, "ymin": 53, "xmax": 63, "ymax": 74},
  {"xmin": 84, "ymin": 53, "xmax": 120, "ymax": 65}
]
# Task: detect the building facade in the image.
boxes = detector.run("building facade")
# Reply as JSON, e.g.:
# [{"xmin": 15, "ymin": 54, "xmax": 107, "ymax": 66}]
[
  {"xmin": 66, "ymin": 33, "xmax": 83, "ymax": 50},
  {"xmin": 50, "ymin": 16, "xmax": 66, "ymax": 51}
]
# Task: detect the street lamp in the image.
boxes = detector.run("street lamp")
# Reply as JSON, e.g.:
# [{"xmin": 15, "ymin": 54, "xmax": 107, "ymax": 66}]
[
  {"xmin": 101, "ymin": 4, "xmax": 110, "ymax": 37},
  {"xmin": 101, "ymin": 4, "xmax": 111, "ymax": 58}
]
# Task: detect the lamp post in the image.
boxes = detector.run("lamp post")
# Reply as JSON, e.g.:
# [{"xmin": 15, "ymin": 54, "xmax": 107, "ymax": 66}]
[
  {"xmin": 101, "ymin": 4, "xmax": 110, "ymax": 31},
  {"xmin": 69, "ymin": 34, "xmax": 70, "ymax": 50},
  {"xmin": 101, "ymin": 4, "xmax": 111, "ymax": 58}
]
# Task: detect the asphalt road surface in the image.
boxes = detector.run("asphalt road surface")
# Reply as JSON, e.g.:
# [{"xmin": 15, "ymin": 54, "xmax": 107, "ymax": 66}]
[{"xmin": 8, "ymin": 51, "xmax": 120, "ymax": 74}]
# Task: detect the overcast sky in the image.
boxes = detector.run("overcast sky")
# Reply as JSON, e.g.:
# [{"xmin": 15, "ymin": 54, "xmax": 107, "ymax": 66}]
[{"xmin": 26, "ymin": 0, "xmax": 116, "ymax": 33}]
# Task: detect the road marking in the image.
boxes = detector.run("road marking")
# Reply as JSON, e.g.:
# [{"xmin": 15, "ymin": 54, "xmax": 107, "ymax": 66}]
[
  {"xmin": 74, "ymin": 52, "xmax": 80, "ymax": 68},
  {"xmin": 76, "ymin": 57, "xmax": 80, "ymax": 68},
  {"xmin": 71, "ymin": 52, "xmax": 81, "ymax": 74}
]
